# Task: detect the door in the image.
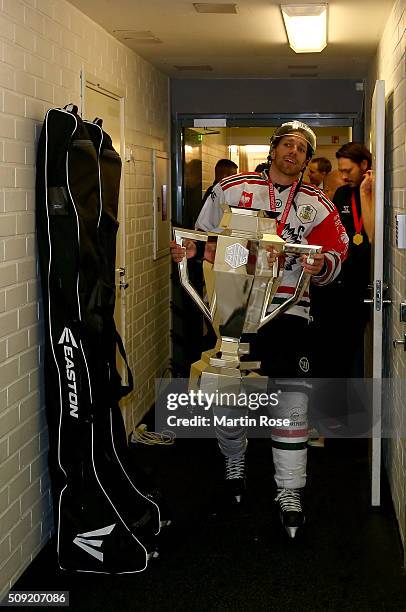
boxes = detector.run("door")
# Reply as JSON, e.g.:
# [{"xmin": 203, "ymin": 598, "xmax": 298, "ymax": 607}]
[
  {"xmin": 369, "ymin": 80, "xmax": 386, "ymax": 507},
  {"xmin": 82, "ymin": 81, "xmax": 126, "ymax": 344}
]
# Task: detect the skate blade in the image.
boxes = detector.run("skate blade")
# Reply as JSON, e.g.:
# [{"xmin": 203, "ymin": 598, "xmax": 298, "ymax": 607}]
[{"xmin": 285, "ymin": 526, "xmax": 298, "ymax": 539}]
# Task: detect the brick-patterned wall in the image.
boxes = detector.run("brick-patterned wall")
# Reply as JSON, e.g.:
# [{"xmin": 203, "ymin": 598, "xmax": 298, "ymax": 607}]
[
  {"xmin": 121, "ymin": 144, "xmax": 170, "ymax": 430},
  {"xmin": 202, "ymin": 136, "xmax": 229, "ymax": 194},
  {"xmin": 367, "ymin": 0, "xmax": 406, "ymax": 555},
  {"xmin": 0, "ymin": 0, "xmax": 169, "ymax": 598}
]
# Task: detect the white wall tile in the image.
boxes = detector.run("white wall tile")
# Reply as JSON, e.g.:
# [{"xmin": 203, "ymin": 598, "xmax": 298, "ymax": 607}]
[
  {"xmin": 2, "ymin": 42, "xmax": 25, "ymax": 70},
  {"xmin": 0, "ymin": 116, "xmax": 15, "ymax": 139},
  {"xmin": 14, "ymin": 25, "xmax": 36, "ymax": 53},
  {"xmin": 24, "ymin": 7, "xmax": 45, "ymax": 36}
]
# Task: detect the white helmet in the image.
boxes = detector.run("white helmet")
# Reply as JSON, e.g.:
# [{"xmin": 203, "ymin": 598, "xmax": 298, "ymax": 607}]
[{"xmin": 270, "ymin": 121, "xmax": 317, "ymax": 157}]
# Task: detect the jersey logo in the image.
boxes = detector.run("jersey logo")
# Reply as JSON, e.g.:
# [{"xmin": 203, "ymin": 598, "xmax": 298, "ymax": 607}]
[
  {"xmin": 238, "ymin": 191, "xmax": 253, "ymax": 208},
  {"xmin": 299, "ymin": 357, "xmax": 310, "ymax": 373},
  {"xmin": 297, "ymin": 204, "xmax": 316, "ymax": 224},
  {"xmin": 342, "ymin": 205, "xmax": 350, "ymax": 214},
  {"xmin": 73, "ymin": 523, "xmax": 116, "ymax": 563}
]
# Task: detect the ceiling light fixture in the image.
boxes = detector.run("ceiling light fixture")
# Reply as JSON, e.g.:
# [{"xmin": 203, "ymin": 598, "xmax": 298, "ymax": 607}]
[{"xmin": 281, "ymin": 4, "xmax": 327, "ymax": 53}]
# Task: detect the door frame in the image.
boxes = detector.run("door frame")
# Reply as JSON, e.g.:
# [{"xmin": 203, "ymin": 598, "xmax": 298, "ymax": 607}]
[
  {"xmin": 370, "ymin": 80, "xmax": 386, "ymax": 507},
  {"xmin": 172, "ymin": 112, "xmax": 363, "ymax": 224},
  {"xmin": 79, "ymin": 70, "xmax": 127, "ymax": 342}
]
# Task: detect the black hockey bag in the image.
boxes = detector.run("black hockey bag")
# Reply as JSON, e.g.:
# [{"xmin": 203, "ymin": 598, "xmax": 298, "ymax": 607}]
[{"xmin": 36, "ymin": 105, "xmax": 162, "ymax": 574}]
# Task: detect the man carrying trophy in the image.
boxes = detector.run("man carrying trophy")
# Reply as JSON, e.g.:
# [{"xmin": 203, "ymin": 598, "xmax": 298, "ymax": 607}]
[{"xmin": 170, "ymin": 121, "xmax": 349, "ymax": 538}]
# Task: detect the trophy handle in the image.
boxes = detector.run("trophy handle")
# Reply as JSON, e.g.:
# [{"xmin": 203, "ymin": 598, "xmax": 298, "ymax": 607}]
[
  {"xmin": 173, "ymin": 228, "xmax": 217, "ymax": 324},
  {"xmin": 258, "ymin": 244, "xmax": 322, "ymax": 329}
]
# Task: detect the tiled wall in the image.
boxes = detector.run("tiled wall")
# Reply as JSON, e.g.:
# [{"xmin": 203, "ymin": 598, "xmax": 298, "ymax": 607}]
[
  {"xmin": 0, "ymin": 0, "xmax": 169, "ymax": 598},
  {"xmin": 121, "ymin": 144, "xmax": 170, "ymax": 431},
  {"xmin": 367, "ymin": 0, "xmax": 406, "ymax": 554},
  {"xmin": 201, "ymin": 136, "xmax": 229, "ymax": 194}
]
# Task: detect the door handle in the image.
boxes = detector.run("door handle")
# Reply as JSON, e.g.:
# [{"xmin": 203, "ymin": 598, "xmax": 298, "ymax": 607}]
[{"xmin": 363, "ymin": 298, "xmax": 391, "ymax": 305}]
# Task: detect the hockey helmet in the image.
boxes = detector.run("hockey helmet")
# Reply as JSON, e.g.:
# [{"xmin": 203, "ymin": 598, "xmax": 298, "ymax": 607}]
[{"xmin": 269, "ymin": 121, "xmax": 317, "ymax": 158}]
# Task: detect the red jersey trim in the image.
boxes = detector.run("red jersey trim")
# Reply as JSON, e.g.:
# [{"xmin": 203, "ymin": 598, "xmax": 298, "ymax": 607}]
[
  {"xmin": 300, "ymin": 186, "xmax": 335, "ymax": 212},
  {"xmin": 222, "ymin": 178, "xmax": 269, "ymax": 192},
  {"xmin": 277, "ymin": 285, "xmax": 309, "ymax": 298}
]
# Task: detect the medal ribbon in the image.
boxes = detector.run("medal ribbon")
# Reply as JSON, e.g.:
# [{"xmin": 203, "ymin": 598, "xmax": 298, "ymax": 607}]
[
  {"xmin": 351, "ymin": 191, "xmax": 363, "ymax": 236},
  {"xmin": 268, "ymin": 180, "xmax": 298, "ymax": 237}
]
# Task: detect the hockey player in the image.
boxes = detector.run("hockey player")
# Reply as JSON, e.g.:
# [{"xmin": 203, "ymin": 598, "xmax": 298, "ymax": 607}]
[{"xmin": 171, "ymin": 121, "xmax": 348, "ymax": 537}]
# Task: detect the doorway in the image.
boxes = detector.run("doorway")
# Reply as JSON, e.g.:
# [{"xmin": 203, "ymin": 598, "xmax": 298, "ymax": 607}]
[{"xmin": 171, "ymin": 114, "xmax": 360, "ymax": 377}]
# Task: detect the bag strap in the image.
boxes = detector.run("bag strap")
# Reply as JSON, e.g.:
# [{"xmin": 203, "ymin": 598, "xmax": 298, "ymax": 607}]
[{"xmin": 115, "ymin": 329, "xmax": 134, "ymax": 398}]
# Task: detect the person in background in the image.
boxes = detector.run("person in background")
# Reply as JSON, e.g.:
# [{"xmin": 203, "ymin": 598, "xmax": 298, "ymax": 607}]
[
  {"xmin": 201, "ymin": 158, "xmax": 238, "ymax": 207},
  {"xmin": 310, "ymin": 143, "xmax": 373, "ymax": 445},
  {"xmin": 183, "ymin": 158, "xmax": 203, "ymax": 229},
  {"xmin": 254, "ymin": 162, "xmax": 269, "ymax": 173},
  {"xmin": 307, "ymin": 157, "xmax": 332, "ymax": 188},
  {"xmin": 322, "ymin": 169, "xmax": 345, "ymax": 201}
]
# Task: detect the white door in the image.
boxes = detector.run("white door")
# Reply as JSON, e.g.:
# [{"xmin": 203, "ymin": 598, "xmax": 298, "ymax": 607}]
[
  {"xmin": 83, "ymin": 84, "xmax": 126, "ymax": 343},
  {"xmin": 369, "ymin": 80, "xmax": 386, "ymax": 507}
]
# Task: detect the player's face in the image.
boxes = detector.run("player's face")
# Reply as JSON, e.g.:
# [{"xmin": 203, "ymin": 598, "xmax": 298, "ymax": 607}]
[
  {"xmin": 337, "ymin": 158, "xmax": 367, "ymax": 187},
  {"xmin": 307, "ymin": 162, "xmax": 323, "ymax": 186},
  {"xmin": 270, "ymin": 135, "xmax": 309, "ymax": 178}
]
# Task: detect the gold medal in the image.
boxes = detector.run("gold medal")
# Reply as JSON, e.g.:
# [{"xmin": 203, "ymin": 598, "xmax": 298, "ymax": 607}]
[{"xmin": 353, "ymin": 233, "xmax": 363, "ymax": 245}]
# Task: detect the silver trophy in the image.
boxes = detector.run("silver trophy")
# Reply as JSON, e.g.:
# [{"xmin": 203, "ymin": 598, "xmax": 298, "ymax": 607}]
[{"xmin": 174, "ymin": 206, "xmax": 321, "ymax": 395}]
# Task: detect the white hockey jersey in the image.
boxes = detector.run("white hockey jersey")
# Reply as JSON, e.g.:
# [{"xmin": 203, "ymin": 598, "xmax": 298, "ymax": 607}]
[{"xmin": 196, "ymin": 171, "xmax": 349, "ymax": 320}]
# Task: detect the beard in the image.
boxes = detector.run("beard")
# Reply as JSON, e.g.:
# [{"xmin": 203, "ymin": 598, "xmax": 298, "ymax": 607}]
[{"xmin": 276, "ymin": 158, "xmax": 303, "ymax": 177}]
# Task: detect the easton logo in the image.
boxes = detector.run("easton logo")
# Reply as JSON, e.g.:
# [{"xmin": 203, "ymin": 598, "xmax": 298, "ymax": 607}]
[
  {"xmin": 73, "ymin": 523, "xmax": 116, "ymax": 563},
  {"xmin": 58, "ymin": 327, "xmax": 79, "ymax": 419}
]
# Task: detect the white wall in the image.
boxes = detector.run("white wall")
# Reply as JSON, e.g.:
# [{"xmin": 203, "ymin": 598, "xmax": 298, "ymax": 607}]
[
  {"xmin": 367, "ymin": 0, "xmax": 406, "ymax": 557},
  {"xmin": 0, "ymin": 0, "xmax": 170, "ymax": 598},
  {"xmin": 201, "ymin": 132, "xmax": 229, "ymax": 193}
]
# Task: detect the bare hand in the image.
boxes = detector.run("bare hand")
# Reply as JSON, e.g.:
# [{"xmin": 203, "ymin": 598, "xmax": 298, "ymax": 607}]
[
  {"xmin": 360, "ymin": 170, "xmax": 373, "ymax": 197},
  {"xmin": 204, "ymin": 241, "xmax": 217, "ymax": 264},
  {"xmin": 169, "ymin": 239, "xmax": 197, "ymax": 263},
  {"xmin": 300, "ymin": 252, "xmax": 325, "ymax": 275},
  {"xmin": 266, "ymin": 245, "xmax": 284, "ymax": 268},
  {"xmin": 359, "ymin": 170, "xmax": 375, "ymax": 242}
]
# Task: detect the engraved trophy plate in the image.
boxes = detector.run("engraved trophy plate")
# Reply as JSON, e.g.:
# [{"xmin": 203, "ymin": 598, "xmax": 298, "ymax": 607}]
[{"xmin": 225, "ymin": 243, "xmax": 249, "ymax": 268}]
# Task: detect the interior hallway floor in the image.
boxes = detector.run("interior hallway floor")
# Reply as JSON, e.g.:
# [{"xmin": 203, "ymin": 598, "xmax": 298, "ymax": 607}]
[{"xmin": 14, "ymin": 436, "xmax": 406, "ymax": 611}]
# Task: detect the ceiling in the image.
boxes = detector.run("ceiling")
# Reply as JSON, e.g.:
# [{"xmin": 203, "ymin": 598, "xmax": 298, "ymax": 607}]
[{"xmin": 69, "ymin": 0, "xmax": 395, "ymax": 79}]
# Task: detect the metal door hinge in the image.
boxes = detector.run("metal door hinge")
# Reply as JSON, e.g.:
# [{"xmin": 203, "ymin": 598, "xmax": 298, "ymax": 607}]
[{"xmin": 116, "ymin": 267, "xmax": 129, "ymax": 290}]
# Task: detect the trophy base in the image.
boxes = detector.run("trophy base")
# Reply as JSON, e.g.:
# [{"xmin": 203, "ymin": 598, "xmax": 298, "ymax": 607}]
[{"xmin": 189, "ymin": 338, "xmax": 264, "ymax": 399}]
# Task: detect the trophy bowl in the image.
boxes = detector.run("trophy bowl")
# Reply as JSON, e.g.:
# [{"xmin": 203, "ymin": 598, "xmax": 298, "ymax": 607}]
[{"xmin": 173, "ymin": 206, "xmax": 321, "ymax": 390}]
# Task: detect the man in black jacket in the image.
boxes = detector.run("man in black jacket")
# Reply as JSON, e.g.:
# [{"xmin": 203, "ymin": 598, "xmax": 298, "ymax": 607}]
[
  {"xmin": 201, "ymin": 158, "xmax": 238, "ymax": 206},
  {"xmin": 310, "ymin": 143, "xmax": 373, "ymax": 439}
]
